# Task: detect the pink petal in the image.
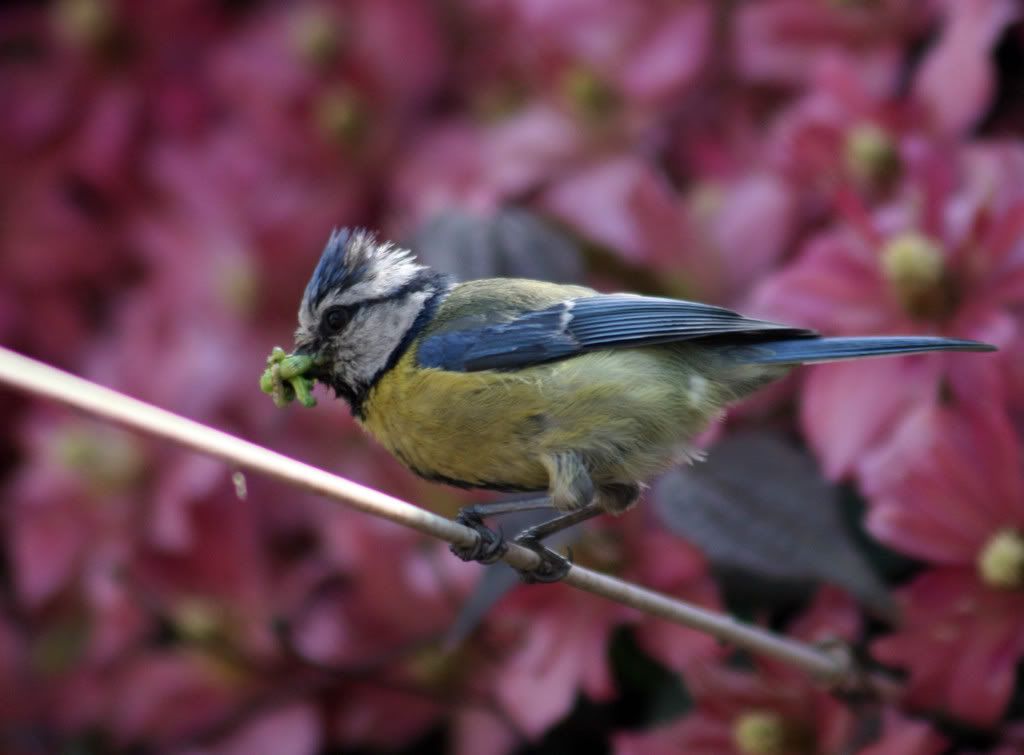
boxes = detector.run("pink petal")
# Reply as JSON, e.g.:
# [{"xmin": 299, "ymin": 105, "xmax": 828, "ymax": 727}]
[
  {"xmin": 945, "ymin": 605, "xmax": 1024, "ymax": 726},
  {"xmin": 710, "ymin": 174, "xmax": 799, "ymax": 296},
  {"xmin": 913, "ymin": 0, "xmax": 1020, "ymax": 136},
  {"xmin": 862, "ymin": 401, "xmax": 1024, "ymax": 561},
  {"xmin": 332, "ymin": 686, "xmax": 440, "ymax": 748},
  {"xmin": 749, "ymin": 231, "xmax": 895, "ymax": 334},
  {"xmin": 211, "ymin": 703, "xmax": 321, "ymax": 755},
  {"xmin": 733, "ymin": 0, "xmax": 912, "ymax": 90},
  {"xmin": 872, "ymin": 570, "xmax": 1024, "ymax": 727},
  {"xmin": 148, "ymin": 456, "xmax": 225, "ymax": 552},
  {"xmin": 614, "ymin": 717, "xmax": 719, "ymax": 755},
  {"xmin": 617, "ymin": 5, "xmax": 710, "ymax": 106},
  {"xmin": 800, "ymin": 357, "xmax": 940, "ymax": 480},
  {"xmin": 542, "ymin": 157, "xmax": 687, "ymax": 268},
  {"xmin": 982, "ymin": 200, "xmax": 1024, "ymax": 272},
  {"xmin": 866, "ymin": 502, "xmax": 987, "ymax": 564},
  {"xmin": 788, "ymin": 586, "xmax": 861, "ymax": 645},
  {"xmin": 350, "ymin": 0, "xmax": 446, "ymax": 107},
  {"xmin": 484, "ymin": 106, "xmax": 583, "ymax": 199},
  {"xmin": 11, "ymin": 498, "xmax": 89, "ymax": 607},
  {"xmin": 496, "ymin": 594, "xmax": 619, "ymax": 736},
  {"xmin": 452, "ymin": 709, "xmax": 519, "ymax": 755},
  {"xmin": 109, "ymin": 652, "xmax": 238, "ymax": 744}
]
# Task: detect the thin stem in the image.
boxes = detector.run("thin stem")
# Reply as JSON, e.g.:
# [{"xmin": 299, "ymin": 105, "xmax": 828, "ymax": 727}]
[{"xmin": 0, "ymin": 346, "xmax": 861, "ymax": 687}]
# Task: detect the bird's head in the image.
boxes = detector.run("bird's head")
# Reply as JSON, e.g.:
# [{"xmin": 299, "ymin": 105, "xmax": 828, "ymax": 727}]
[{"xmin": 290, "ymin": 228, "xmax": 450, "ymax": 412}]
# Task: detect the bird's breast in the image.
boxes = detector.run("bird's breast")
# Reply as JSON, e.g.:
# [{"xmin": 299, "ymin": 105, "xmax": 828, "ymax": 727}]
[
  {"xmin": 359, "ymin": 345, "xmax": 729, "ymax": 491},
  {"xmin": 359, "ymin": 350, "xmax": 554, "ymax": 490}
]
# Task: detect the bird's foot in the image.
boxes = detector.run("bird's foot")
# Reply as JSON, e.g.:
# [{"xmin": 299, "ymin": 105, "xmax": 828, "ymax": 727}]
[
  {"xmin": 450, "ymin": 507, "xmax": 508, "ymax": 564},
  {"xmin": 512, "ymin": 537, "xmax": 573, "ymax": 583}
]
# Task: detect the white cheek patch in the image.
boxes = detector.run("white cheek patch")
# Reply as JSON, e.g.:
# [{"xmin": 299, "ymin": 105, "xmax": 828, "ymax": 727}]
[{"xmin": 341, "ymin": 292, "xmax": 431, "ymax": 386}]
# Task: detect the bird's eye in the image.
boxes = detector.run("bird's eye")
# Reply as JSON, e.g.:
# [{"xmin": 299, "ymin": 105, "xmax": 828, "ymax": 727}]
[{"xmin": 323, "ymin": 306, "xmax": 353, "ymax": 333}]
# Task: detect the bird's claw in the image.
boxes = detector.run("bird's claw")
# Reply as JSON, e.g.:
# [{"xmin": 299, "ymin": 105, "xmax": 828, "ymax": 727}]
[
  {"xmin": 513, "ymin": 538, "xmax": 573, "ymax": 583},
  {"xmin": 451, "ymin": 508, "xmax": 508, "ymax": 564},
  {"xmin": 450, "ymin": 506, "xmax": 572, "ymax": 582}
]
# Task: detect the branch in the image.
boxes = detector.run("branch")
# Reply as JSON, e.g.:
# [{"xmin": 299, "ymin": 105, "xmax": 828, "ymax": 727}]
[{"xmin": 0, "ymin": 346, "xmax": 873, "ymax": 690}]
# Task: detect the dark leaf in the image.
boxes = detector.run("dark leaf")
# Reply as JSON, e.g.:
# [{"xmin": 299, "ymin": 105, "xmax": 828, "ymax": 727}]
[
  {"xmin": 410, "ymin": 208, "xmax": 584, "ymax": 282},
  {"xmin": 608, "ymin": 626, "xmax": 691, "ymax": 728},
  {"xmin": 652, "ymin": 431, "xmax": 894, "ymax": 620}
]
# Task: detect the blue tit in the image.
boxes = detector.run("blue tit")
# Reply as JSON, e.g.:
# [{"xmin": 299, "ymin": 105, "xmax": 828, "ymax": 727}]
[{"xmin": 267, "ymin": 228, "xmax": 995, "ymax": 580}]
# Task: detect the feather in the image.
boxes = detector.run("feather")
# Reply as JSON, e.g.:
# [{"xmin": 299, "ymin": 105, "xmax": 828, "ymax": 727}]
[
  {"xmin": 417, "ymin": 294, "xmax": 815, "ymax": 372},
  {"xmin": 727, "ymin": 335, "xmax": 996, "ymax": 365}
]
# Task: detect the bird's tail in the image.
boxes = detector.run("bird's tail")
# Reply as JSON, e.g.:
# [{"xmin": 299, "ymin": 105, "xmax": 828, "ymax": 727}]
[{"xmin": 729, "ymin": 335, "xmax": 996, "ymax": 366}]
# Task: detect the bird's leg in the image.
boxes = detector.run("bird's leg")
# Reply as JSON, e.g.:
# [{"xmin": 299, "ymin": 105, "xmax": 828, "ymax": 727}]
[
  {"xmin": 514, "ymin": 502, "xmax": 604, "ymax": 543},
  {"xmin": 512, "ymin": 501, "xmax": 605, "ymax": 583},
  {"xmin": 450, "ymin": 495, "xmax": 552, "ymax": 564}
]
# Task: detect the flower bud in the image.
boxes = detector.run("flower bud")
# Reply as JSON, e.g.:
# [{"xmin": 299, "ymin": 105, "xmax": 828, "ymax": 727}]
[
  {"xmin": 315, "ymin": 90, "xmax": 366, "ymax": 146},
  {"xmin": 845, "ymin": 123, "xmax": 900, "ymax": 189},
  {"xmin": 880, "ymin": 233, "xmax": 952, "ymax": 320},
  {"xmin": 53, "ymin": 0, "xmax": 116, "ymax": 52},
  {"xmin": 54, "ymin": 423, "xmax": 143, "ymax": 493},
  {"xmin": 292, "ymin": 6, "xmax": 344, "ymax": 66},
  {"xmin": 978, "ymin": 530, "xmax": 1024, "ymax": 590},
  {"xmin": 732, "ymin": 710, "xmax": 791, "ymax": 755},
  {"xmin": 562, "ymin": 66, "xmax": 618, "ymax": 121}
]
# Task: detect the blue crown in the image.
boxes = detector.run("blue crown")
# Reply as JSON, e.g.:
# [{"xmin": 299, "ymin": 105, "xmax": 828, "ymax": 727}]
[{"xmin": 303, "ymin": 227, "xmax": 372, "ymax": 310}]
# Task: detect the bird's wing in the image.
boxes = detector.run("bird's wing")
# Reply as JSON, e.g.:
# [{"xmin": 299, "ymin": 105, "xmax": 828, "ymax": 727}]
[{"xmin": 416, "ymin": 293, "xmax": 816, "ymax": 372}]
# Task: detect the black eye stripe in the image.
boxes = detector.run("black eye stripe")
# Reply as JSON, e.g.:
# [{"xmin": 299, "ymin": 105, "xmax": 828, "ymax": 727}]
[
  {"xmin": 318, "ymin": 293, "xmax": 401, "ymax": 334},
  {"xmin": 317, "ymin": 271, "xmax": 450, "ymax": 336}
]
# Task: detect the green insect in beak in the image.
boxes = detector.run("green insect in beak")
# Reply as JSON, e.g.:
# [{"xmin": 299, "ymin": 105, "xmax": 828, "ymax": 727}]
[{"xmin": 260, "ymin": 346, "xmax": 318, "ymax": 408}]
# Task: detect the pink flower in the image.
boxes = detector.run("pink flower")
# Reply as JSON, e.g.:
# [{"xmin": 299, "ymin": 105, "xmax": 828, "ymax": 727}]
[
  {"xmin": 756, "ymin": 1, "xmax": 1018, "ymax": 210},
  {"xmin": 328, "ymin": 684, "xmax": 445, "ymax": 751},
  {"xmin": 460, "ymin": 0, "xmax": 711, "ymax": 117},
  {"xmin": 391, "ymin": 106, "xmax": 585, "ymax": 225},
  {"xmin": 0, "ymin": 0, "xmax": 220, "ymax": 367},
  {"xmin": 209, "ymin": 0, "xmax": 445, "ymax": 173},
  {"xmin": 91, "ymin": 650, "xmax": 242, "ymax": 748},
  {"xmin": 491, "ymin": 585, "xmax": 623, "ymax": 737},
  {"xmin": 752, "ymin": 143, "xmax": 1024, "ymax": 479},
  {"xmin": 205, "ymin": 703, "xmax": 322, "ymax": 755},
  {"xmin": 872, "ymin": 571, "xmax": 1024, "ymax": 727},
  {"xmin": 541, "ymin": 156, "xmax": 691, "ymax": 272},
  {"xmin": 734, "ymin": 0, "xmax": 938, "ymax": 90},
  {"xmin": 765, "ymin": 55, "xmax": 923, "ymax": 204},
  {"xmin": 616, "ymin": 703, "xmax": 945, "ymax": 755},
  {"xmin": 484, "ymin": 516, "xmax": 719, "ymax": 739},
  {"xmin": 912, "ymin": 0, "xmax": 1020, "ymax": 138},
  {"xmin": 676, "ymin": 171, "xmax": 802, "ymax": 303},
  {"xmin": 628, "ymin": 529, "xmax": 725, "ymax": 673},
  {"xmin": 862, "ymin": 401, "xmax": 1024, "ymax": 726}
]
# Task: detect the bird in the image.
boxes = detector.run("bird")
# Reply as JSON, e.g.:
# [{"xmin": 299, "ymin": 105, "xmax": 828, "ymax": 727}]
[{"xmin": 262, "ymin": 227, "xmax": 996, "ymax": 581}]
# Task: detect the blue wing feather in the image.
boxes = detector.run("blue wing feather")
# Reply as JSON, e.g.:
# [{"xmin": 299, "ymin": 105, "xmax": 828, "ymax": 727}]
[{"xmin": 416, "ymin": 294, "xmax": 816, "ymax": 372}]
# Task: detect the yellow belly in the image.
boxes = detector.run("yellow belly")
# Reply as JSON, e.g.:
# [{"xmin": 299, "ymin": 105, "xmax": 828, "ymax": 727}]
[{"xmin": 359, "ymin": 344, "xmax": 725, "ymax": 491}]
